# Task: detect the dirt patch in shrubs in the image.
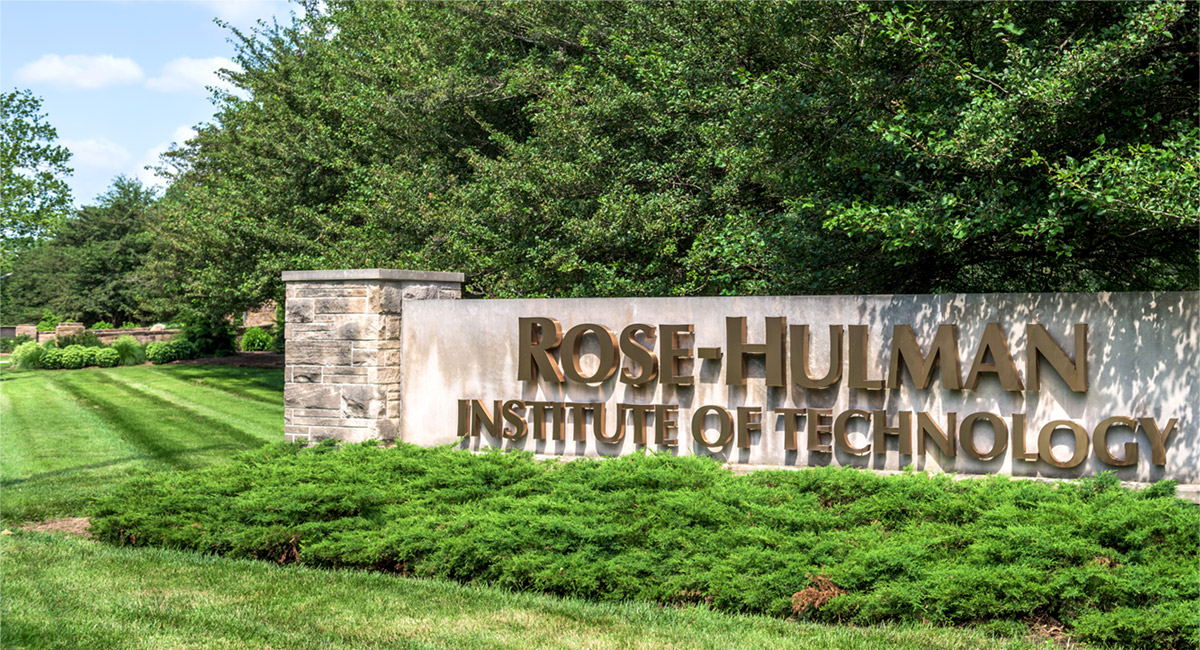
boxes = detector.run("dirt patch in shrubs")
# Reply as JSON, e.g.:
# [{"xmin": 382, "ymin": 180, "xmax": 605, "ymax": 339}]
[{"xmin": 20, "ymin": 517, "xmax": 92, "ymax": 538}]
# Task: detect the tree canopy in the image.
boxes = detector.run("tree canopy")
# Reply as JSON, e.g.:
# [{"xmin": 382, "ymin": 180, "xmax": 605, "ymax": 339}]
[
  {"xmin": 1, "ymin": 89, "xmax": 74, "ymax": 277},
  {"xmin": 2, "ymin": 176, "xmax": 163, "ymax": 326},
  {"xmin": 153, "ymin": 1, "xmax": 1197, "ymax": 314}
]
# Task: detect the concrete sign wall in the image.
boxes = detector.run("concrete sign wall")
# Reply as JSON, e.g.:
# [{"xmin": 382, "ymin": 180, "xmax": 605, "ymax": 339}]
[{"xmin": 284, "ymin": 270, "xmax": 1198, "ymax": 488}]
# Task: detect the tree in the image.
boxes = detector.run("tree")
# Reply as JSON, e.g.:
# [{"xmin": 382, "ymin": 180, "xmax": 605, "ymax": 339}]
[
  {"xmin": 151, "ymin": 1, "xmax": 1197, "ymax": 313},
  {"xmin": 1, "ymin": 176, "xmax": 162, "ymax": 326},
  {"xmin": 1, "ymin": 89, "xmax": 73, "ymax": 277}
]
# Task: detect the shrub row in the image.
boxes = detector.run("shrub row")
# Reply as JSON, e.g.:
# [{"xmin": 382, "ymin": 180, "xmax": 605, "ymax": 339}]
[
  {"xmin": 145, "ymin": 340, "xmax": 200, "ymax": 364},
  {"xmin": 91, "ymin": 443, "xmax": 1199, "ymax": 650},
  {"xmin": 240, "ymin": 326, "xmax": 274, "ymax": 351},
  {"xmin": 11, "ymin": 333, "xmax": 177, "ymax": 370}
]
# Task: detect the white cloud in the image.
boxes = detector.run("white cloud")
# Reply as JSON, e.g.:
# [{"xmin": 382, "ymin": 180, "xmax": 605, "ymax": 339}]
[
  {"xmin": 136, "ymin": 126, "xmax": 198, "ymax": 188},
  {"xmin": 15, "ymin": 54, "xmax": 143, "ymax": 90},
  {"xmin": 60, "ymin": 138, "xmax": 131, "ymax": 171},
  {"xmin": 198, "ymin": 0, "xmax": 289, "ymax": 28},
  {"xmin": 146, "ymin": 57, "xmax": 239, "ymax": 94}
]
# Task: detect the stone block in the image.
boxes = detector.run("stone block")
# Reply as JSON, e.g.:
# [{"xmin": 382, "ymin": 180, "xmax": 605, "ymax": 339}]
[
  {"xmin": 336, "ymin": 314, "xmax": 387, "ymax": 341},
  {"xmin": 315, "ymin": 297, "xmax": 367, "ymax": 315},
  {"xmin": 293, "ymin": 415, "xmax": 373, "ymax": 428},
  {"xmin": 341, "ymin": 384, "xmax": 387, "ymax": 418},
  {"xmin": 367, "ymin": 418, "xmax": 399, "ymax": 441},
  {"xmin": 284, "ymin": 384, "xmax": 341, "ymax": 410},
  {"xmin": 290, "ymin": 366, "xmax": 322, "ymax": 383},
  {"xmin": 352, "ymin": 348, "xmax": 379, "ymax": 367},
  {"xmin": 324, "ymin": 373, "xmax": 369, "ymax": 385},
  {"xmin": 286, "ymin": 341, "xmax": 351, "ymax": 365},
  {"xmin": 289, "ymin": 283, "xmax": 368, "ymax": 298},
  {"xmin": 309, "ymin": 426, "xmax": 362, "ymax": 442},
  {"xmin": 368, "ymin": 367, "xmax": 400, "ymax": 384},
  {"xmin": 286, "ymin": 299, "xmax": 314, "ymax": 324}
]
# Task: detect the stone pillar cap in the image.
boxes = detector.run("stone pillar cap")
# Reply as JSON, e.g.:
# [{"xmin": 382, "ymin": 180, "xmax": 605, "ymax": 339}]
[{"xmin": 282, "ymin": 269, "xmax": 464, "ymax": 283}]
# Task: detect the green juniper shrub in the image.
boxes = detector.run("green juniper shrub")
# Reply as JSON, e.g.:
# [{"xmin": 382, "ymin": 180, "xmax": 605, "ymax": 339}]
[
  {"xmin": 240, "ymin": 327, "xmax": 273, "ymax": 351},
  {"xmin": 111, "ymin": 335, "xmax": 146, "ymax": 365},
  {"xmin": 90, "ymin": 321, "xmax": 115, "ymax": 330},
  {"xmin": 81, "ymin": 346, "xmax": 103, "ymax": 367},
  {"xmin": 90, "ymin": 444, "xmax": 1199, "ymax": 650},
  {"xmin": 170, "ymin": 339, "xmax": 198, "ymax": 361},
  {"xmin": 11, "ymin": 340, "xmax": 43, "ymax": 369},
  {"xmin": 93, "ymin": 347, "xmax": 120, "ymax": 368},
  {"xmin": 1, "ymin": 334, "xmax": 33, "ymax": 353}
]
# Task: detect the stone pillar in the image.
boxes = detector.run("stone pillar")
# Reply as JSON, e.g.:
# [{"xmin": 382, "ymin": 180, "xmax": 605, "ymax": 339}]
[{"xmin": 281, "ymin": 269, "xmax": 463, "ymax": 444}]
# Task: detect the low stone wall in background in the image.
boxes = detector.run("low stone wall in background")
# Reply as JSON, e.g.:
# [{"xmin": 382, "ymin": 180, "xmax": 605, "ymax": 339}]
[{"xmin": 9, "ymin": 323, "xmax": 181, "ymax": 346}]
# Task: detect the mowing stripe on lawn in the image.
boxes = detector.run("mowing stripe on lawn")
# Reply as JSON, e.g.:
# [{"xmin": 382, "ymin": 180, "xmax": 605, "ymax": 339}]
[
  {"xmin": 95, "ymin": 369, "xmax": 279, "ymax": 446},
  {"xmin": 58, "ymin": 372, "xmax": 267, "ymax": 464},
  {"xmin": 156, "ymin": 365, "xmax": 283, "ymax": 405}
]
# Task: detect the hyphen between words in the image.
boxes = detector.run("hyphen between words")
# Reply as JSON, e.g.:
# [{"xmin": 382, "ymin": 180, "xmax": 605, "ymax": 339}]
[{"xmin": 456, "ymin": 317, "xmax": 1178, "ymax": 468}]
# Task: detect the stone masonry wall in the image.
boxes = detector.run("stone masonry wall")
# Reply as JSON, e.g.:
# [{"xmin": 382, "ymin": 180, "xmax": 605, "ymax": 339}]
[{"xmin": 282, "ymin": 269, "xmax": 463, "ymax": 444}]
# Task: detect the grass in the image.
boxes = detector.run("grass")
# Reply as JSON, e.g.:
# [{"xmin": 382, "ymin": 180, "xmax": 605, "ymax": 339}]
[
  {"xmin": 0, "ymin": 532, "xmax": 1056, "ymax": 650},
  {"xmin": 0, "ymin": 364, "xmax": 282, "ymax": 524},
  {"xmin": 0, "ymin": 364, "xmax": 1061, "ymax": 649}
]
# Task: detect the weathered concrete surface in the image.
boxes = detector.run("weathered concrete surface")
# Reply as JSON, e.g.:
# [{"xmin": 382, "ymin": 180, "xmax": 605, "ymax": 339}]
[{"xmin": 400, "ymin": 292, "xmax": 1198, "ymax": 486}]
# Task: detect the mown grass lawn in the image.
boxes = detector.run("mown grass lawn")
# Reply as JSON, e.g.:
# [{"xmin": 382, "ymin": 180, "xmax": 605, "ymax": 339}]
[
  {"xmin": 0, "ymin": 364, "xmax": 1059, "ymax": 649},
  {"xmin": 0, "ymin": 365, "xmax": 282, "ymax": 524}
]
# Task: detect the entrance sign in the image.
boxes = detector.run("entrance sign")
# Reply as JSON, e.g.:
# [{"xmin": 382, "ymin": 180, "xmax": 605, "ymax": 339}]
[{"xmin": 282, "ymin": 270, "xmax": 1198, "ymax": 488}]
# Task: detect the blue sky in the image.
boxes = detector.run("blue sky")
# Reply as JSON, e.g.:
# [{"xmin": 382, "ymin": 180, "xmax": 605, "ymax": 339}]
[{"xmin": 2, "ymin": 0, "xmax": 297, "ymax": 205}]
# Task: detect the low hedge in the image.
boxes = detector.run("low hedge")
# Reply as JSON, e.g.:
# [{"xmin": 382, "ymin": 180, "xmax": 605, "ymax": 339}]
[{"xmin": 91, "ymin": 443, "xmax": 1198, "ymax": 649}]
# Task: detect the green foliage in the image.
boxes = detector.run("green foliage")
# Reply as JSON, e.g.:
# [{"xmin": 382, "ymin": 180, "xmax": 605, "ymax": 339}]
[
  {"xmin": 149, "ymin": 1, "xmax": 1196, "ymax": 312},
  {"xmin": 179, "ymin": 315, "xmax": 235, "ymax": 357},
  {"xmin": 93, "ymin": 347, "xmax": 120, "ymax": 368},
  {"xmin": 90, "ymin": 321, "xmax": 115, "ymax": 330},
  {"xmin": 11, "ymin": 340, "xmax": 42, "ymax": 369},
  {"xmin": 35, "ymin": 310, "xmax": 62, "ymax": 331},
  {"xmin": 1, "ymin": 176, "xmax": 165, "ymax": 327},
  {"xmin": 38, "ymin": 344, "xmax": 63, "ymax": 370},
  {"xmin": 59, "ymin": 345, "xmax": 87, "ymax": 370},
  {"xmin": 92, "ymin": 444, "xmax": 1199, "ymax": 649},
  {"xmin": 110, "ymin": 335, "xmax": 145, "ymax": 366},
  {"xmin": 1, "ymin": 334, "xmax": 32, "ymax": 353},
  {"xmin": 54, "ymin": 331, "xmax": 103, "ymax": 348},
  {"xmin": 240, "ymin": 327, "xmax": 273, "ymax": 351},
  {"xmin": 0, "ymin": 89, "xmax": 73, "ymax": 279},
  {"xmin": 119, "ymin": 322, "xmax": 140, "ymax": 329},
  {"xmin": 145, "ymin": 339, "xmax": 198, "ymax": 365}
]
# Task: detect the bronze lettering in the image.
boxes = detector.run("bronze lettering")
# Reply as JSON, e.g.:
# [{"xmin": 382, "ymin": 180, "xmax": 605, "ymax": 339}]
[
  {"xmin": 1038, "ymin": 420, "xmax": 1089, "ymax": 469},
  {"xmin": 594, "ymin": 403, "xmax": 625, "ymax": 444},
  {"xmin": 619, "ymin": 324, "xmax": 658, "ymax": 385},
  {"xmin": 623, "ymin": 403, "xmax": 654, "ymax": 444},
  {"xmin": 960, "ymin": 412, "xmax": 1008, "ymax": 461},
  {"xmin": 1027, "ymin": 324, "xmax": 1087, "ymax": 392},
  {"xmin": 887, "ymin": 325, "xmax": 962, "ymax": 390},
  {"xmin": 807, "ymin": 408, "xmax": 834, "ymax": 452},
  {"xmin": 1137, "ymin": 416, "xmax": 1177, "ymax": 466},
  {"xmin": 562, "ymin": 323, "xmax": 619, "ymax": 384},
  {"xmin": 528, "ymin": 401, "xmax": 566, "ymax": 441},
  {"xmin": 965, "ymin": 323, "xmax": 1024, "ymax": 391},
  {"xmin": 692, "ymin": 405, "xmax": 734, "ymax": 447},
  {"xmin": 470, "ymin": 399, "xmax": 502, "ymax": 437},
  {"xmin": 848, "ymin": 325, "xmax": 884, "ymax": 390},
  {"xmin": 568, "ymin": 402, "xmax": 591, "ymax": 442},
  {"xmin": 726, "ymin": 317, "xmax": 787, "ymax": 386},
  {"xmin": 737, "ymin": 406, "xmax": 762, "ymax": 449},
  {"xmin": 872, "ymin": 410, "xmax": 913, "ymax": 455},
  {"xmin": 917, "ymin": 411, "xmax": 956, "ymax": 457},
  {"xmin": 501, "ymin": 399, "xmax": 527, "ymax": 440},
  {"xmin": 518, "ymin": 317, "xmax": 564, "ymax": 383},
  {"xmin": 457, "ymin": 399, "xmax": 470, "ymax": 437},
  {"xmin": 834, "ymin": 409, "xmax": 871, "ymax": 455},
  {"xmin": 655, "ymin": 404, "xmax": 680, "ymax": 446},
  {"xmin": 661, "ymin": 324, "xmax": 694, "ymax": 386},
  {"xmin": 1093, "ymin": 416, "xmax": 1137, "ymax": 467},
  {"xmin": 777, "ymin": 407, "xmax": 806, "ymax": 451},
  {"xmin": 790, "ymin": 324, "xmax": 843, "ymax": 389},
  {"xmin": 1011, "ymin": 413, "xmax": 1038, "ymax": 461}
]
